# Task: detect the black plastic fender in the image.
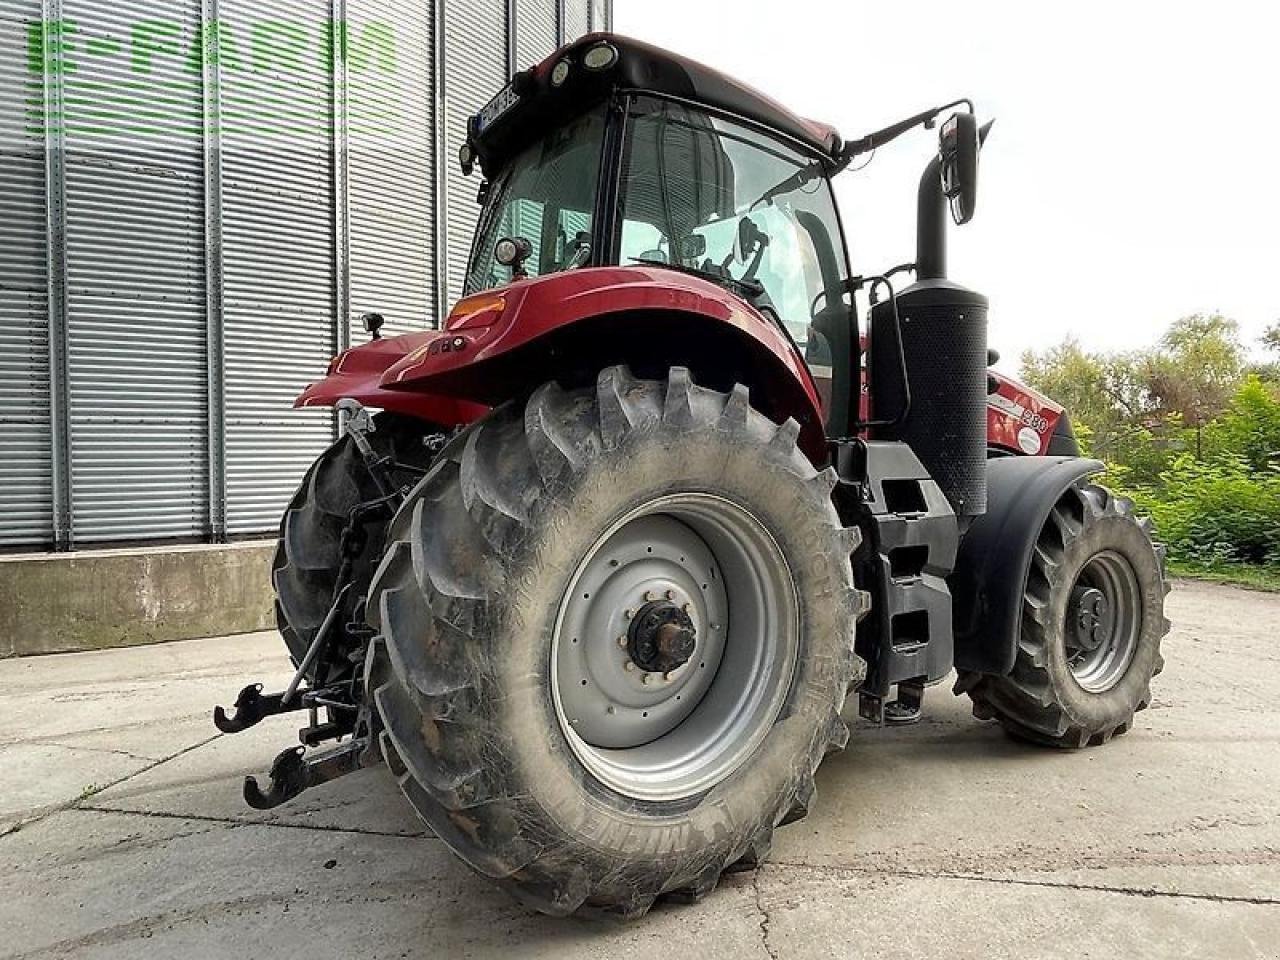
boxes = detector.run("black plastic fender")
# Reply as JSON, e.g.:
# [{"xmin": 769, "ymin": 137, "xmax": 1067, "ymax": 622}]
[{"xmin": 950, "ymin": 456, "xmax": 1103, "ymax": 675}]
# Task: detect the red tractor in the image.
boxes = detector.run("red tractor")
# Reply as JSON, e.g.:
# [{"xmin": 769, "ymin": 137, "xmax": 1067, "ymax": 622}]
[{"xmin": 215, "ymin": 34, "xmax": 1168, "ymax": 917}]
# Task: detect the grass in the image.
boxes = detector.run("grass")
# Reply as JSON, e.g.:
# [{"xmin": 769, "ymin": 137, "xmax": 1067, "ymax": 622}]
[{"xmin": 1168, "ymin": 560, "xmax": 1280, "ymax": 593}]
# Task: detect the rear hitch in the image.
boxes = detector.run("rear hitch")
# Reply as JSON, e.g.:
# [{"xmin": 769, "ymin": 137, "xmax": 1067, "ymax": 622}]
[
  {"xmin": 212, "ymin": 576, "xmax": 353, "ymax": 734},
  {"xmin": 213, "ymin": 683, "xmax": 309, "ymax": 733},
  {"xmin": 243, "ymin": 736, "xmax": 378, "ymax": 810},
  {"xmin": 215, "ymin": 401, "xmax": 442, "ymax": 811}
]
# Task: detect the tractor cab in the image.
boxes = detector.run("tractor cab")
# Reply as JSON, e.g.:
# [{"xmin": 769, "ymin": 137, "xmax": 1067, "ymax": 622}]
[
  {"xmin": 460, "ymin": 35, "xmax": 857, "ymax": 428},
  {"xmin": 457, "ymin": 34, "xmax": 990, "ymax": 447}
]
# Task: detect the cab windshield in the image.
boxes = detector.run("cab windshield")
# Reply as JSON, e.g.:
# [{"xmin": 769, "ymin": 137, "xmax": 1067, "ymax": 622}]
[
  {"xmin": 616, "ymin": 96, "xmax": 849, "ymax": 355},
  {"xmin": 464, "ymin": 105, "xmax": 606, "ymax": 295}
]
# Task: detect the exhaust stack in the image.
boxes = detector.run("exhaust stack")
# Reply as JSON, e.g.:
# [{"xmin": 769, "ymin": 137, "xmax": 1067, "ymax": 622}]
[{"xmin": 869, "ymin": 121, "xmax": 995, "ymax": 517}]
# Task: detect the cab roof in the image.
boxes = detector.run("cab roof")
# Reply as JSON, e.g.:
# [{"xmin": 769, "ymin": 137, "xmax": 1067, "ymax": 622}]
[{"xmin": 468, "ymin": 33, "xmax": 843, "ymax": 175}]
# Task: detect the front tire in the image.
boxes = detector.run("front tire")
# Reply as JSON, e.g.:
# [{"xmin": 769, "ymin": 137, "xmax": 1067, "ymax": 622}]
[
  {"xmin": 963, "ymin": 481, "xmax": 1169, "ymax": 747},
  {"xmin": 366, "ymin": 367, "xmax": 866, "ymax": 917}
]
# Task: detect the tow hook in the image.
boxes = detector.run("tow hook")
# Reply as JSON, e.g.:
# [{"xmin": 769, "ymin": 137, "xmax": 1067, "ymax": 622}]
[
  {"xmin": 243, "ymin": 736, "xmax": 379, "ymax": 810},
  {"xmin": 213, "ymin": 683, "xmax": 309, "ymax": 734}
]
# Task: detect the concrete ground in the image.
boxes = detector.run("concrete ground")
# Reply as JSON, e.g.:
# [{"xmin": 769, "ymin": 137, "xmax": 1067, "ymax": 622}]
[{"xmin": 2, "ymin": 579, "xmax": 1277, "ymax": 959}]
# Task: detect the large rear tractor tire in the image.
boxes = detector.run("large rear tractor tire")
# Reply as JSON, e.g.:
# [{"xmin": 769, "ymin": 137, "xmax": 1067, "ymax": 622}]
[
  {"xmin": 962, "ymin": 480, "xmax": 1170, "ymax": 747},
  {"xmin": 366, "ymin": 366, "xmax": 866, "ymax": 917},
  {"xmin": 273, "ymin": 413, "xmax": 440, "ymax": 686}
]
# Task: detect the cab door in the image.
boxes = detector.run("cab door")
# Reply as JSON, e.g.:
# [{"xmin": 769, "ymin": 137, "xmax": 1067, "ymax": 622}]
[{"xmin": 613, "ymin": 96, "xmax": 857, "ymax": 435}]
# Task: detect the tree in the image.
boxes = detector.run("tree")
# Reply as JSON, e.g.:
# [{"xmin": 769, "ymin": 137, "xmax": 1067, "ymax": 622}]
[
  {"xmin": 1145, "ymin": 314, "xmax": 1245, "ymax": 428},
  {"xmin": 1020, "ymin": 316, "xmax": 1280, "ymax": 571},
  {"xmin": 1257, "ymin": 322, "xmax": 1280, "ymax": 385},
  {"xmin": 1021, "ymin": 314, "xmax": 1245, "ymax": 474},
  {"xmin": 1020, "ymin": 339, "xmax": 1110, "ymax": 435},
  {"xmin": 1263, "ymin": 320, "xmax": 1280, "ymax": 357}
]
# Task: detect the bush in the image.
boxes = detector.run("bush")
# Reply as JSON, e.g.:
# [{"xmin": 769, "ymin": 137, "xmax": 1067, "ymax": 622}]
[
  {"xmin": 1023, "ymin": 320, "xmax": 1280, "ymax": 583},
  {"xmin": 1126, "ymin": 454, "xmax": 1280, "ymax": 565},
  {"xmin": 1200, "ymin": 376, "xmax": 1280, "ymax": 473}
]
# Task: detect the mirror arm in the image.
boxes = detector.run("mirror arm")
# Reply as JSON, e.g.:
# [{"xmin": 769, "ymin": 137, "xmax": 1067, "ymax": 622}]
[{"xmin": 834, "ymin": 98, "xmax": 974, "ymax": 171}]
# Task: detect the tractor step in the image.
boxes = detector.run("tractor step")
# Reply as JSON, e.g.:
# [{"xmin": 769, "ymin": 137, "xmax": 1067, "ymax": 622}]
[{"xmin": 839, "ymin": 441, "xmax": 959, "ymax": 709}]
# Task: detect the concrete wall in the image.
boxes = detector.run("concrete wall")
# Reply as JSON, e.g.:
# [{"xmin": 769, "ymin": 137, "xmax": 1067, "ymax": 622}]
[{"xmin": 0, "ymin": 542, "xmax": 275, "ymax": 657}]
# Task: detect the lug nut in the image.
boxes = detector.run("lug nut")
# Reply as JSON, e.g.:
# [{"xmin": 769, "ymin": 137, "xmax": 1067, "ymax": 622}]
[
  {"xmin": 665, "ymin": 590, "xmax": 675, "ymax": 600},
  {"xmin": 644, "ymin": 590, "xmax": 657, "ymax": 602},
  {"xmin": 682, "ymin": 602, "xmax": 691, "ymax": 613},
  {"xmin": 663, "ymin": 671, "xmax": 676, "ymax": 683},
  {"xmin": 641, "ymin": 673, "xmax": 653, "ymax": 685},
  {"xmin": 617, "ymin": 635, "xmax": 628, "ymax": 648},
  {"xmin": 624, "ymin": 608, "xmax": 635, "ymax": 620},
  {"xmin": 624, "ymin": 660, "xmax": 636, "ymax": 672}
]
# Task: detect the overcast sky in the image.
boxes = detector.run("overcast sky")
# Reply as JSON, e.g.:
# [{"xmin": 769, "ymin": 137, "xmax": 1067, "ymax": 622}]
[{"xmin": 614, "ymin": 1, "xmax": 1277, "ymax": 370}]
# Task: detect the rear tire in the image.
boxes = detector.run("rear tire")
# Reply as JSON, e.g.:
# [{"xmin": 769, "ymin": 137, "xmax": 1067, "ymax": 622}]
[
  {"xmin": 366, "ymin": 366, "xmax": 866, "ymax": 917},
  {"xmin": 272, "ymin": 413, "xmax": 439, "ymax": 685},
  {"xmin": 963, "ymin": 481, "xmax": 1169, "ymax": 747}
]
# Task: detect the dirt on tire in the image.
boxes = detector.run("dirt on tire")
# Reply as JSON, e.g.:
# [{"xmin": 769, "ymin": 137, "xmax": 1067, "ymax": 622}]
[
  {"xmin": 962, "ymin": 481, "xmax": 1170, "ymax": 747},
  {"xmin": 365, "ymin": 365, "xmax": 868, "ymax": 917}
]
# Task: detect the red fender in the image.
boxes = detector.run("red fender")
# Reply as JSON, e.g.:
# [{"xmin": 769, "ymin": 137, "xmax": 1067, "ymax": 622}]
[
  {"xmin": 300, "ymin": 267, "xmax": 1062, "ymax": 462},
  {"xmin": 295, "ymin": 330, "xmax": 489, "ymax": 425},
  {"xmin": 380, "ymin": 266, "xmax": 827, "ymax": 458}
]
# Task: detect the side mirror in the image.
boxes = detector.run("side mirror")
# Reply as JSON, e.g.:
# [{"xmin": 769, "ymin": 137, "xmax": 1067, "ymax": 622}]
[{"xmin": 938, "ymin": 112, "xmax": 979, "ymax": 225}]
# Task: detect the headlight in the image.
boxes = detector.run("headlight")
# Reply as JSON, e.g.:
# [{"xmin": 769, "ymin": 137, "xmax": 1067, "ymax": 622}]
[
  {"xmin": 494, "ymin": 236, "xmax": 532, "ymax": 267},
  {"xmin": 582, "ymin": 42, "xmax": 618, "ymax": 71},
  {"xmin": 550, "ymin": 59, "xmax": 571, "ymax": 86}
]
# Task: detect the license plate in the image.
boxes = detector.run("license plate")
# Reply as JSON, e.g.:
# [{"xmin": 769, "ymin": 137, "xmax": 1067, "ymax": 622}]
[{"xmin": 476, "ymin": 83, "xmax": 519, "ymax": 133}]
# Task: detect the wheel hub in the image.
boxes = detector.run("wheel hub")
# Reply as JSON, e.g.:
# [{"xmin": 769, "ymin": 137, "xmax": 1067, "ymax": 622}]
[
  {"xmin": 628, "ymin": 601, "xmax": 697, "ymax": 673},
  {"xmin": 553, "ymin": 513, "xmax": 727, "ymax": 752},
  {"xmin": 1069, "ymin": 585, "xmax": 1109, "ymax": 653}
]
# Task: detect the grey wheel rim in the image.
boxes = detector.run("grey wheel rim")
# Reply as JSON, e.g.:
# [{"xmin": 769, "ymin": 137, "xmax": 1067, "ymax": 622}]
[
  {"xmin": 1064, "ymin": 549, "xmax": 1142, "ymax": 693},
  {"xmin": 551, "ymin": 493, "xmax": 799, "ymax": 802}
]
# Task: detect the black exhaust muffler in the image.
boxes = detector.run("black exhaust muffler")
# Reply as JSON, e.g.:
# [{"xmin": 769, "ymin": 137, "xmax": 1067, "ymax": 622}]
[{"xmin": 869, "ymin": 280, "xmax": 988, "ymax": 517}]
